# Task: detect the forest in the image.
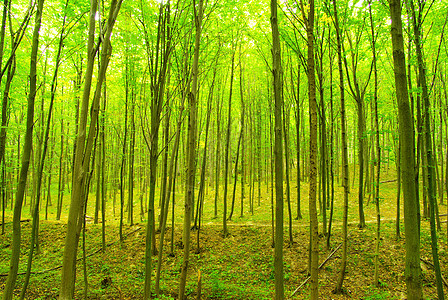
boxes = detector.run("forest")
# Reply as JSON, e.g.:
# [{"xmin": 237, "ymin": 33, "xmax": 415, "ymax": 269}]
[{"xmin": 0, "ymin": 0, "xmax": 448, "ymax": 299}]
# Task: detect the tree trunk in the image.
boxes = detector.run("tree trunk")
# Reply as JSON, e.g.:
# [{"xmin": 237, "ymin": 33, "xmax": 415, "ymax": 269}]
[
  {"xmin": 128, "ymin": 87, "xmax": 135, "ymax": 226},
  {"xmin": 326, "ymin": 37, "xmax": 335, "ymax": 249},
  {"xmin": 158, "ymin": 81, "xmax": 170, "ymax": 231},
  {"xmin": 368, "ymin": 0, "xmax": 381, "ymax": 286},
  {"xmin": 101, "ymin": 80, "xmax": 107, "ymax": 252},
  {"xmin": 396, "ymin": 140, "xmax": 401, "ymax": 239},
  {"xmin": 0, "ymin": 0, "xmax": 31, "ymax": 183},
  {"xmin": 283, "ymin": 102, "xmax": 293, "ymax": 243},
  {"xmin": 228, "ymin": 123, "xmax": 242, "ymax": 221},
  {"xmin": 270, "ymin": 0, "xmax": 284, "ymax": 298},
  {"xmin": 155, "ymin": 92, "xmax": 186, "ymax": 297},
  {"xmin": 408, "ymin": 0, "xmax": 444, "ymax": 296},
  {"xmin": 2, "ymin": 0, "xmax": 44, "ymax": 297},
  {"xmin": 213, "ymin": 79, "xmax": 223, "ymax": 219},
  {"xmin": 56, "ymin": 115, "xmax": 65, "ymax": 221},
  {"xmin": 223, "ymin": 47, "xmax": 236, "ymax": 237},
  {"xmin": 333, "ymin": 0, "xmax": 350, "ymax": 293},
  {"xmin": 59, "ymin": 0, "xmax": 122, "ymax": 297},
  {"xmin": 295, "ymin": 65, "xmax": 302, "ymax": 220},
  {"xmin": 304, "ymin": 0, "xmax": 318, "ymax": 297},
  {"xmin": 119, "ymin": 73, "xmax": 128, "ymax": 241},
  {"xmin": 178, "ymin": 1, "xmax": 203, "ymax": 298},
  {"xmin": 142, "ymin": 2, "xmax": 173, "ymax": 296},
  {"xmin": 239, "ymin": 48, "xmax": 245, "ymax": 218},
  {"xmin": 388, "ymin": 0, "xmax": 423, "ymax": 298},
  {"xmin": 194, "ymin": 69, "xmax": 215, "ymax": 229}
]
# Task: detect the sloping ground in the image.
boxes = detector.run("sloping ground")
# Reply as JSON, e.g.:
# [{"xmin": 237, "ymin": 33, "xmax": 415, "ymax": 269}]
[{"xmin": 1, "ymin": 217, "xmax": 447, "ymax": 299}]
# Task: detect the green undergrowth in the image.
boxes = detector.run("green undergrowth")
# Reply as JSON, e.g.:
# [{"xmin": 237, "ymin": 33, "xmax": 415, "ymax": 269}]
[{"xmin": 1, "ymin": 216, "xmax": 447, "ymax": 299}]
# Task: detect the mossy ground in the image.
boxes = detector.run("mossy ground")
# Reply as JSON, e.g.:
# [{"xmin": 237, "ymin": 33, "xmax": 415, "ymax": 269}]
[{"xmin": 1, "ymin": 170, "xmax": 447, "ymax": 299}]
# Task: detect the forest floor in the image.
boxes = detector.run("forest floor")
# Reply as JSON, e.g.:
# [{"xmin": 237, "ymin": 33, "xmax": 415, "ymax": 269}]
[
  {"xmin": 1, "ymin": 213, "xmax": 447, "ymax": 299},
  {"xmin": 1, "ymin": 173, "xmax": 448, "ymax": 299}
]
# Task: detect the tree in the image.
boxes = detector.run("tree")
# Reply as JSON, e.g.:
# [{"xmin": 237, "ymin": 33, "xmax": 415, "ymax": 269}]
[
  {"xmin": 332, "ymin": 0, "xmax": 350, "ymax": 293},
  {"xmin": 154, "ymin": 70, "xmax": 186, "ymax": 298},
  {"xmin": 59, "ymin": 0, "xmax": 123, "ymax": 297},
  {"xmin": 20, "ymin": 3, "xmax": 68, "ymax": 296},
  {"xmin": 270, "ymin": 0, "xmax": 284, "ymax": 298},
  {"xmin": 407, "ymin": 0, "xmax": 444, "ymax": 297},
  {"xmin": 388, "ymin": 0, "xmax": 423, "ymax": 298},
  {"xmin": 222, "ymin": 45, "xmax": 236, "ymax": 237},
  {"xmin": 0, "ymin": 1, "xmax": 32, "ymax": 186},
  {"xmin": 300, "ymin": 0, "xmax": 318, "ymax": 297},
  {"xmin": 343, "ymin": 14, "xmax": 373, "ymax": 229},
  {"xmin": 141, "ymin": 1, "xmax": 174, "ymax": 296},
  {"xmin": 2, "ymin": 0, "xmax": 44, "ymax": 298},
  {"xmin": 367, "ymin": 0, "xmax": 381, "ymax": 286},
  {"xmin": 178, "ymin": 0, "xmax": 203, "ymax": 298}
]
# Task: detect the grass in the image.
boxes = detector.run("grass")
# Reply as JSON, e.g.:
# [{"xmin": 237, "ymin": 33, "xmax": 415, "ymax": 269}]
[{"xmin": 1, "ymin": 168, "xmax": 447, "ymax": 299}]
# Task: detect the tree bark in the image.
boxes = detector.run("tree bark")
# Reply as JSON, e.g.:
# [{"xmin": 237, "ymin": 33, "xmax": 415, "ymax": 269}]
[
  {"xmin": 59, "ymin": 0, "xmax": 122, "ymax": 297},
  {"xmin": 20, "ymin": 5, "xmax": 66, "ymax": 296},
  {"xmin": 294, "ymin": 65, "xmax": 302, "ymax": 220},
  {"xmin": 2, "ymin": 0, "xmax": 44, "ymax": 298},
  {"xmin": 178, "ymin": 0, "xmax": 203, "ymax": 298},
  {"xmin": 223, "ymin": 48, "xmax": 236, "ymax": 237},
  {"xmin": 302, "ymin": 0, "xmax": 318, "ymax": 297},
  {"xmin": 270, "ymin": 0, "xmax": 284, "ymax": 298},
  {"xmin": 368, "ymin": 0, "xmax": 381, "ymax": 286},
  {"xmin": 388, "ymin": 0, "xmax": 423, "ymax": 298},
  {"xmin": 142, "ymin": 2, "xmax": 173, "ymax": 297},
  {"xmin": 333, "ymin": 0, "xmax": 350, "ymax": 293},
  {"xmin": 408, "ymin": 0, "xmax": 444, "ymax": 297}
]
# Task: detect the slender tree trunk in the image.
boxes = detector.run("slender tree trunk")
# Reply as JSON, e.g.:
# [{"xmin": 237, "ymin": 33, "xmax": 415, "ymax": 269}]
[
  {"xmin": 22, "ymin": 7, "xmax": 66, "ymax": 292},
  {"xmin": 101, "ymin": 81, "xmax": 107, "ymax": 251},
  {"xmin": 257, "ymin": 101, "xmax": 262, "ymax": 207},
  {"xmin": 408, "ymin": 1, "xmax": 444, "ymax": 296},
  {"xmin": 295, "ymin": 65, "xmax": 302, "ymax": 220},
  {"xmin": 270, "ymin": 0, "xmax": 284, "ymax": 298},
  {"xmin": 94, "ymin": 120, "xmax": 101, "ymax": 225},
  {"xmin": 155, "ymin": 97, "xmax": 186, "ymax": 297},
  {"xmin": 158, "ymin": 82, "xmax": 170, "ymax": 231},
  {"xmin": 333, "ymin": 0, "xmax": 350, "ymax": 293},
  {"xmin": 119, "ymin": 74, "xmax": 128, "ymax": 241},
  {"xmin": 368, "ymin": 1, "xmax": 381, "ymax": 286},
  {"xmin": 128, "ymin": 89, "xmax": 135, "ymax": 226},
  {"xmin": 0, "ymin": 58, "xmax": 15, "ymax": 185},
  {"xmin": 223, "ymin": 47, "xmax": 236, "ymax": 237},
  {"xmin": 303, "ymin": 0, "xmax": 318, "ymax": 297},
  {"xmin": 269, "ymin": 99, "xmax": 275, "ymax": 247},
  {"xmin": 143, "ymin": 3, "xmax": 173, "ymax": 296},
  {"xmin": 0, "ymin": 0, "xmax": 31, "ymax": 184},
  {"xmin": 326, "ymin": 38, "xmax": 335, "ymax": 249},
  {"xmin": 396, "ymin": 139, "xmax": 401, "ymax": 239},
  {"xmin": 213, "ymin": 80, "xmax": 223, "ymax": 219},
  {"xmin": 2, "ymin": 0, "xmax": 44, "ymax": 298},
  {"xmin": 0, "ymin": 0, "xmax": 8, "ymax": 86},
  {"xmin": 194, "ymin": 69, "xmax": 215, "ymax": 229},
  {"xmin": 60, "ymin": 0, "xmax": 122, "ymax": 297},
  {"xmin": 239, "ymin": 49, "xmax": 245, "ymax": 218},
  {"xmin": 316, "ymin": 29, "xmax": 327, "ymax": 238},
  {"xmin": 356, "ymin": 98, "xmax": 366, "ymax": 229},
  {"xmin": 57, "ymin": 115, "xmax": 65, "ymax": 220},
  {"xmin": 283, "ymin": 102, "xmax": 293, "ymax": 243},
  {"xmin": 1, "ymin": 161, "xmax": 5, "ymax": 235},
  {"xmin": 228, "ymin": 124, "xmax": 242, "ymax": 221},
  {"xmin": 178, "ymin": 1, "xmax": 203, "ymax": 298},
  {"xmin": 388, "ymin": 0, "xmax": 423, "ymax": 298}
]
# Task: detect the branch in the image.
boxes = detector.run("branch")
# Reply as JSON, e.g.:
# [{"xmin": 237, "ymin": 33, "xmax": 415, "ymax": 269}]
[{"xmin": 290, "ymin": 241, "xmax": 343, "ymax": 298}]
